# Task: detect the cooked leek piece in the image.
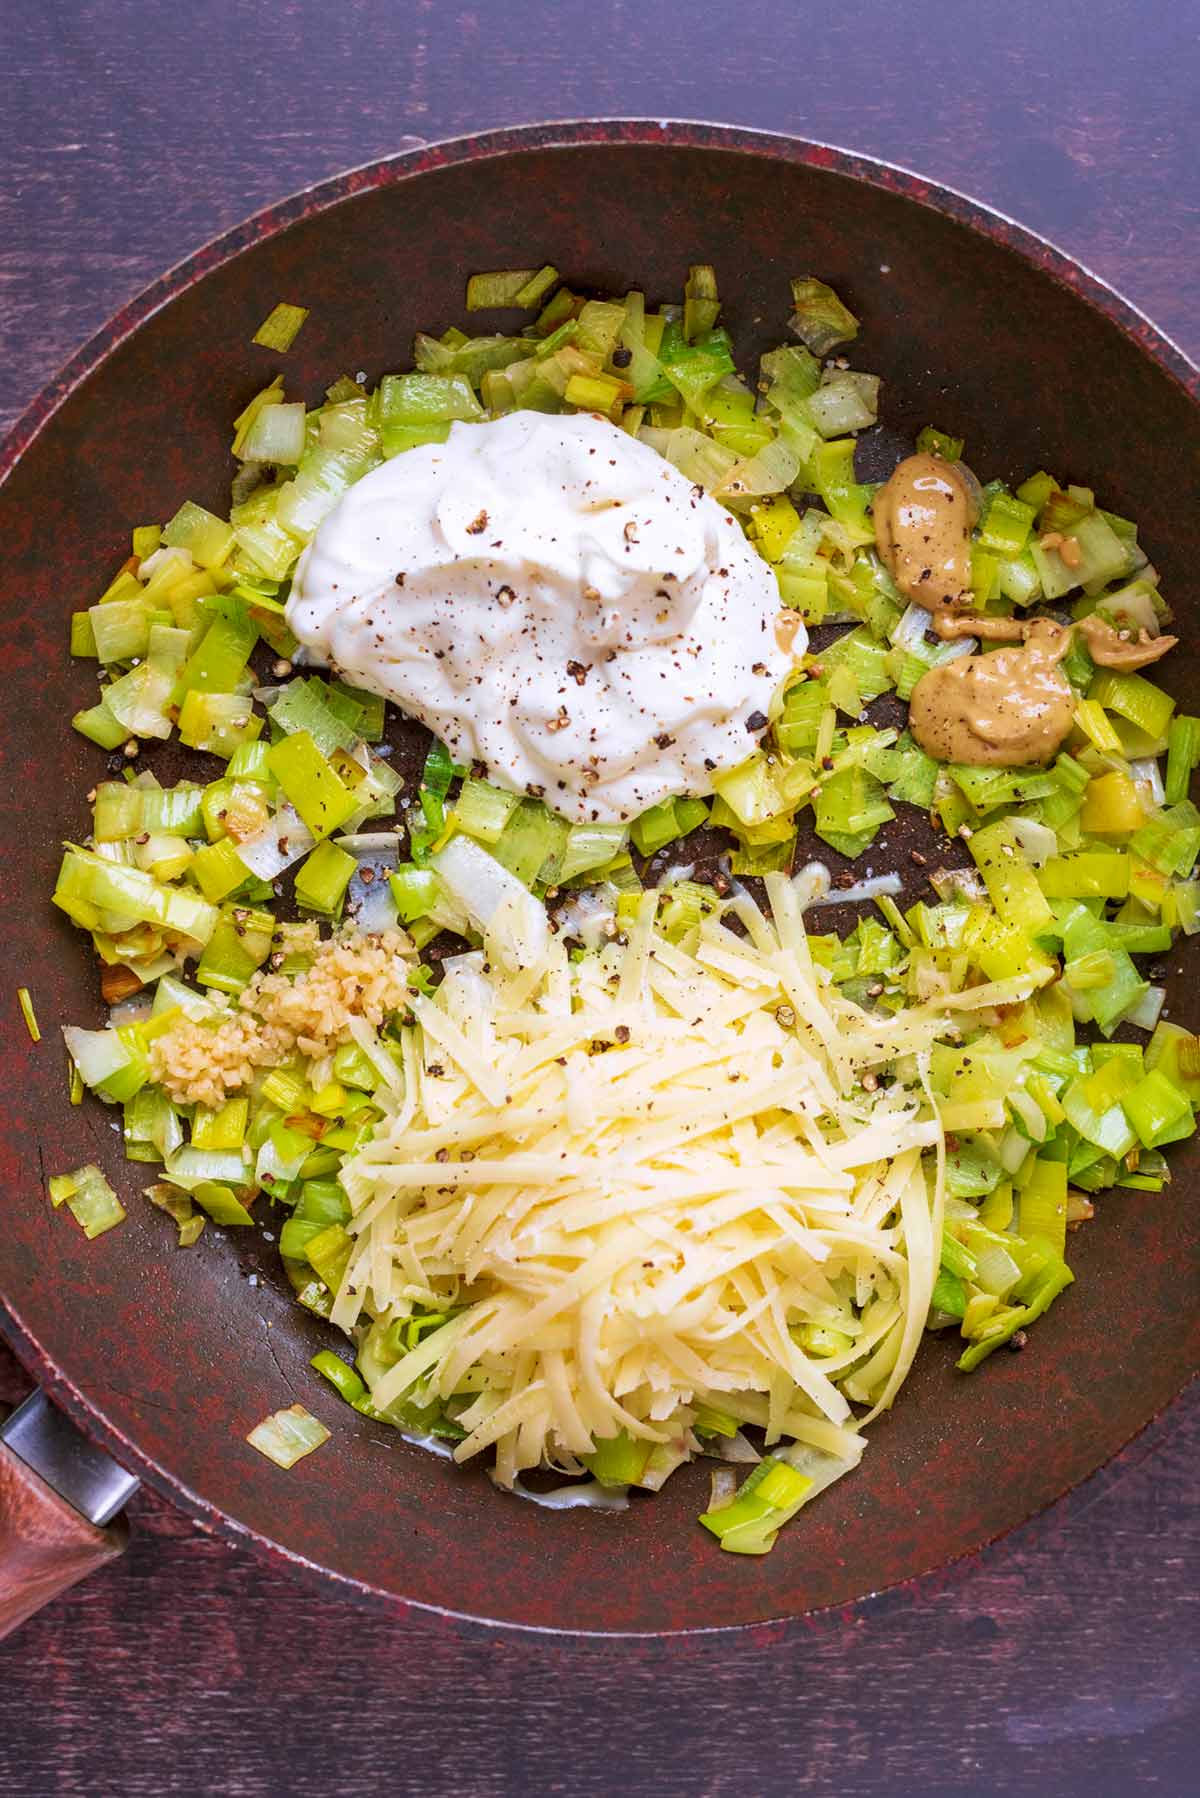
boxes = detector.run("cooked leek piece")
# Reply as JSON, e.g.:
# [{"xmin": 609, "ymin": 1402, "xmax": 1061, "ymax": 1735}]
[{"xmin": 252, "ymin": 303, "xmax": 309, "ymax": 352}]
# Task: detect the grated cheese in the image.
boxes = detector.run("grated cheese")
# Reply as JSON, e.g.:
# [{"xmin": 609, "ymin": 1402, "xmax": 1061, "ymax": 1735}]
[{"xmin": 339, "ymin": 873, "xmax": 955, "ymax": 1490}]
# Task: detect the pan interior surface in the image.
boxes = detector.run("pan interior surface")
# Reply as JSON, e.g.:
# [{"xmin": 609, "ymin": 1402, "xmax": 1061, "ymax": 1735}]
[{"xmin": 1, "ymin": 126, "xmax": 1197, "ymax": 1634}]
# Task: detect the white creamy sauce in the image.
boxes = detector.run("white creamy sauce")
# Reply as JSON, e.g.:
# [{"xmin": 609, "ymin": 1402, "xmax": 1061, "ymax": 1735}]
[{"xmin": 286, "ymin": 412, "xmax": 804, "ymax": 823}]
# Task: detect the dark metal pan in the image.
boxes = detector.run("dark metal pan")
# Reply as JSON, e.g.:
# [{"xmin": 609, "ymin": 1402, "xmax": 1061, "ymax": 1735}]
[{"xmin": 1, "ymin": 122, "xmax": 1197, "ymax": 1636}]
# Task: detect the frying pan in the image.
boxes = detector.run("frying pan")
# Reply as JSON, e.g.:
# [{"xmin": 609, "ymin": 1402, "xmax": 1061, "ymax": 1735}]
[{"xmin": 1, "ymin": 122, "xmax": 1197, "ymax": 1638}]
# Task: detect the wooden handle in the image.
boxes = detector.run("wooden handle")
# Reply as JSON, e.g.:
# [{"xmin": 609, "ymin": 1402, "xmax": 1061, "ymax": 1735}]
[{"xmin": 0, "ymin": 1440, "xmax": 128, "ymax": 1641}]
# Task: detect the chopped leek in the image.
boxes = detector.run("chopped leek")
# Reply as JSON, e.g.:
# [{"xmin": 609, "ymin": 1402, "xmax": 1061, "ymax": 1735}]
[
  {"xmin": 252, "ymin": 303, "xmax": 309, "ymax": 352},
  {"xmin": 267, "ymin": 732, "xmax": 359, "ymax": 838},
  {"xmin": 48, "ymin": 1164, "xmax": 125, "ymax": 1238},
  {"xmin": 788, "ymin": 278, "xmax": 859, "ymax": 356},
  {"xmin": 246, "ymin": 1403, "xmax": 329, "ymax": 1467},
  {"xmin": 699, "ymin": 1455, "xmax": 814, "ymax": 1555},
  {"xmin": 17, "ymin": 987, "xmax": 40, "ymax": 1043}
]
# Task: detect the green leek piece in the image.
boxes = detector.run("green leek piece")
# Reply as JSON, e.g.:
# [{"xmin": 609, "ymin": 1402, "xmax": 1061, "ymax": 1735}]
[
  {"xmin": 246, "ymin": 1403, "xmax": 329, "ymax": 1469},
  {"xmin": 201, "ymin": 776, "xmax": 270, "ymax": 845},
  {"xmin": 559, "ymin": 822, "xmax": 628, "ymax": 884},
  {"xmin": 311, "ymin": 1349, "xmax": 367, "ymax": 1403},
  {"xmin": 1145, "ymin": 1021, "xmax": 1200, "ymax": 1103},
  {"xmin": 101, "ymin": 662, "xmax": 174, "ymax": 740},
  {"xmin": 162, "ymin": 501, "xmax": 236, "ymax": 570},
  {"xmin": 931, "ymin": 1268, "xmax": 967, "ymax": 1318},
  {"xmin": 940, "ymin": 1232, "xmax": 978, "ymax": 1281},
  {"xmin": 565, "ymin": 372, "xmax": 625, "ymax": 411},
  {"xmin": 195, "ymin": 906, "xmax": 273, "ymax": 994},
  {"xmin": 814, "ymin": 765, "xmax": 894, "ymax": 855},
  {"xmin": 120, "ymin": 1072, "xmax": 177, "ymax": 1147},
  {"xmin": 976, "ymin": 489, "xmax": 1036, "ymax": 556},
  {"xmin": 692, "ymin": 1404, "xmax": 738, "ymax": 1439},
  {"xmin": 1122, "ymin": 1069, "xmax": 1194, "ymax": 1148},
  {"xmin": 260, "ymin": 1067, "xmax": 310, "ymax": 1113},
  {"xmin": 330, "ymin": 679, "xmax": 385, "ymax": 742},
  {"xmin": 71, "ymin": 611, "xmax": 98, "ymax": 658},
  {"xmin": 805, "ymin": 371, "xmax": 880, "ymax": 439},
  {"xmin": 267, "ymin": 731, "xmax": 359, "ymax": 838},
  {"xmin": 145, "ymin": 1181, "xmax": 204, "ymax": 1246},
  {"xmin": 1129, "ymin": 803, "xmax": 1200, "ymax": 879},
  {"xmin": 957, "ymin": 1245, "xmax": 1074, "ymax": 1371},
  {"xmin": 1064, "ymin": 950, "xmax": 1115, "ymax": 991},
  {"xmin": 177, "ymin": 691, "xmax": 263, "ymax": 760},
  {"xmin": 581, "ymin": 1430, "xmax": 653, "ymax": 1488},
  {"xmin": 1088, "ymin": 667, "xmax": 1175, "ymax": 741},
  {"xmin": 631, "ymin": 799, "xmax": 683, "ymax": 857},
  {"xmin": 787, "ymin": 278, "xmax": 859, "ymax": 355},
  {"xmin": 252, "ymin": 303, "xmax": 309, "ymax": 352},
  {"xmin": 297, "ymin": 1179, "xmax": 352, "ymax": 1225},
  {"xmin": 389, "ymin": 865, "xmax": 442, "ymax": 925},
  {"xmin": 491, "ymin": 798, "xmax": 569, "ymax": 887},
  {"xmin": 658, "ymin": 323, "xmax": 736, "ymax": 411},
  {"xmin": 949, "ymin": 764, "xmax": 1057, "ymax": 812},
  {"xmin": 512, "ymin": 265, "xmax": 559, "ymax": 309},
  {"xmin": 231, "ymin": 483, "xmax": 303, "ymax": 580},
  {"xmin": 1037, "ymin": 852, "xmax": 1129, "ymax": 901},
  {"xmin": 968, "ymin": 820, "xmax": 1054, "ymax": 937},
  {"xmin": 1059, "ymin": 910, "xmax": 1147, "ymax": 1037},
  {"xmin": 93, "ymin": 781, "xmax": 205, "ymax": 842},
  {"xmin": 884, "ymin": 740, "xmax": 940, "ymax": 809},
  {"xmin": 573, "ymin": 300, "xmax": 626, "ymax": 361},
  {"xmin": 466, "ymin": 269, "xmax": 542, "ymax": 309},
  {"xmin": 305, "ymin": 1222, "xmax": 353, "ymax": 1292},
  {"xmin": 1104, "ymin": 919, "xmax": 1172, "ymax": 955},
  {"xmin": 1016, "ymin": 472, "xmax": 1062, "ymax": 515},
  {"xmin": 533, "ymin": 286, "xmax": 577, "ymax": 337},
  {"xmin": 821, "ymin": 627, "xmax": 894, "ymax": 703},
  {"xmin": 1166, "ymin": 715, "xmax": 1200, "ymax": 806},
  {"xmin": 333, "ymin": 1042, "xmax": 384, "ymax": 1091},
  {"xmin": 279, "ymin": 1216, "xmax": 325, "ymax": 1260},
  {"xmin": 257, "ymin": 1117, "xmax": 318, "ymax": 1190},
  {"xmin": 227, "ymin": 740, "xmax": 273, "ymax": 782},
  {"xmin": 1031, "ymin": 508, "xmax": 1128, "ymax": 598},
  {"xmin": 377, "ymin": 371, "xmax": 483, "ymax": 425},
  {"xmin": 16, "ymin": 986, "xmax": 40, "ymax": 1043},
  {"xmin": 698, "ymin": 1455, "xmax": 814, "ymax": 1555},
  {"xmin": 294, "ymin": 838, "xmax": 356, "ymax": 917},
  {"xmin": 239, "ymin": 401, "xmax": 306, "ymax": 466},
  {"xmin": 450, "ymin": 778, "xmax": 521, "ymax": 844},
  {"xmin": 89, "ymin": 596, "xmax": 153, "ymax": 665},
  {"xmin": 683, "ymin": 264, "xmax": 720, "ymax": 342},
  {"xmin": 177, "ymin": 601, "xmax": 258, "ymax": 698},
  {"xmin": 943, "ymin": 1137, "xmax": 1007, "ymax": 1200},
  {"xmin": 776, "ymin": 678, "xmax": 828, "ymax": 753},
  {"xmin": 190, "ymin": 838, "xmax": 251, "ymax": 904},
  {"xmin": 1061, "ymin": 1073, "xmax": 1138, "ymax": 1159},
  {"xmin": 48, "ymin": 1164, "xmax": 126, "ymax": 1239},
  {"xmin": 810, "ymin": 439, "xmax": 874, "ymax": 545},
  {"xmin": 417, "ymin": 738, "xmax": 463, "ymax": 810},
  {"xmin": 192, "ymin": 1181, "xmax": 255, "ymax": 1226},
  {"xmin": 191, "ymin": 1096, "xmax": 249, "ymax": 1152},
  {"xmin": 1018, "ymin": 1158, "xmax": 1068, "ymax": 1257},
  {"xmin": 916, "ymin": 425, "xmax": 964, "ymax": 462},
  {"xmin": 54, "ymin": 845, "xmax": 217, "ymax": 945},
  {"xmin": 73, "ymin": 701, "xmax": 128, "ymax": 750},
  {"xmin": 232, "ymin": 376, "xmax": 285, "ymax": 453}
]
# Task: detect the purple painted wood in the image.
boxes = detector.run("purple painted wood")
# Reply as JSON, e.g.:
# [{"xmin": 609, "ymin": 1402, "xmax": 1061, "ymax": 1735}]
[{"xmin": 0, "ymin": 0, "xmax": 1197, "ymax": 1790}]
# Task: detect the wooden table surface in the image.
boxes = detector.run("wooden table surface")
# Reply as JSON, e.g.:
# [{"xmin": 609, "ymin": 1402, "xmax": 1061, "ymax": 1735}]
[{"xmin": 2, "ymin": 3, "xmax": 1197, "ymax": 1792}]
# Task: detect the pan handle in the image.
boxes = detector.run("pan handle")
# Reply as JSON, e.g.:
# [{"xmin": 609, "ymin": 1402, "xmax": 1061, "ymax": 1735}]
[{"xmin": 0, "ymin": 1391, "xmax": 136, "ymax": 1640}]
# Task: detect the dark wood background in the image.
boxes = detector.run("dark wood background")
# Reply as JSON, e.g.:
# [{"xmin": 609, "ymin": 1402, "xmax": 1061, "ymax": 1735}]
[{"xmin": 1, "ymin": 2, "xmax": 1197, "ymax": 1792}]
